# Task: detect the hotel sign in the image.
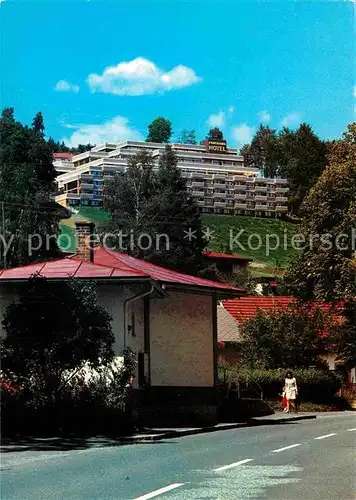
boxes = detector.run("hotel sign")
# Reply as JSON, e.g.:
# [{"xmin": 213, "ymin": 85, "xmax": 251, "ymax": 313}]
[{"xmin": 206, "ymin": 140, "xmax": 227, "ymax": 153}]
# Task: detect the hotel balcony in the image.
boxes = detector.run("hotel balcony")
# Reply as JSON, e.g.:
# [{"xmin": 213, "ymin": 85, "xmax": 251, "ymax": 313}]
[
  {"xmin": 214, "ymin": 201, "xmax": 226, "ymax": 208},
  {"xmin": 80, "ymin": 182, "xmax": 93, "ymax": 189},
  {"xmin": 235, "ymin": 202, "xmax": 247, "ymax": 209},
  {"xmin": 214, "ymin": 182, "xmax": 226, "ymax": 189},
  {"xmin": 255, "ymin": 204, "xmax": 268, "ymax": 210},
  {"xmin": 191, "ymin": 172, "xmax": 206, "ymax": 179},
  {"xmin": 66, "ymin": 193, "xmax": 81, "ymax": 200},
  {"xmin": 213, "ymin": 192, "xmax": 226, "ymax": 199},
  {"xmin": 275, "ymin": 196, "xmax": 288, "ymax": 202},
  {"xmin": 197, "ymin": 200, "xmax": 206, "ymax": 207},
  {"xmin": 81, "ymin": 192, "xmax": 94, "ymax": 199},
  {"xmin": 191, "ymin": 181, "xmax": 205, "ymax": 188},
  {"xmin": 254, "ymin": 195, "xmax": 268, "ymax": 202},
  {"xmin": 81, "ymin": 173, "xmax": 93, "ymax": 181},
  {"xmin": 275, "ymin": 187, "xmax": 289, "ymax": 194},
  {"xmin": 254, "ymin": 185, "xmax": 268, "ymax": 192},
  {"xmin": 233, "ymin": 174, "xmax": 248, "ymax": 181},
  {"xmin": 192, "ymin": 190, "xmax": 205, "ymax": 197},
  {"xmin": 212, "ymin": 173, "xmax": 226, "ymax": 181},
  {"xmin": 235, "ymin": 193, "xmax": 247, "ymax": 200},
  {"xmin": 276, "ymin": 205, "xmax": 288, "ymax": 212}
]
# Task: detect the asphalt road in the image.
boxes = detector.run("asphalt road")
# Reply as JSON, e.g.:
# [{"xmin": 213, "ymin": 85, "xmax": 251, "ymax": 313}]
[{"xmin": 1, "ymin": 413, "xmax": 355, "ymax": 500}]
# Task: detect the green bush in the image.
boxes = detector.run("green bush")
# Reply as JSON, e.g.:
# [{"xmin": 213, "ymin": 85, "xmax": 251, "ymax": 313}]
[{"xmin": 218, "ymin": 366, "xmax": 342, "ymax": 403}]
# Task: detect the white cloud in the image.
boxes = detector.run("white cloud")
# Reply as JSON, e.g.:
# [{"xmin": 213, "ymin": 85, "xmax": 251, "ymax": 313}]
[
  {"xmin": 87, "ymin": 57, "xmax": 201, "ymax": 96},
  {"xmin": 259, "ymin": 110, "xmax": 271, "ymax": 123},
  {"xmin": 55, "ymin": 80, "xmax": 80, "ymax": 93},
  {"xmin": 280, "ymin": 112, "xmax": 302, "ymax": 127},
  {"xmin": 61, "ymin": 116, "xmax": 143, "ymax": 148},
  {"xmin": 353, "ymin": 85, "xmax": 356, "ymax": 97},
  {"xmin": 228, "ymin": 106, "xmax": 235, "ymax": 114},
  {"xmin": 207, "ymin": 110, "xmax": 225, "ymax": 128},
  {"xmin": 231, "ymin": 123, "xmax": 255, "ymax": 145}
]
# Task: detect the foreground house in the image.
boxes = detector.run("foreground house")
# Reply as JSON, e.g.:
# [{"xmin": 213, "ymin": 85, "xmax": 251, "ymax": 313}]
[
  {"xmin": 218, "ymin": 296, "xmax": 355, "ymax": 383},
  {"xmin": 0, "ymin": 222, "xmax": 245, "ymax": 424}
]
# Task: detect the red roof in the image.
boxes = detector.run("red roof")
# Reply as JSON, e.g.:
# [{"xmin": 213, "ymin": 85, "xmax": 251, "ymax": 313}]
[
  {"xmin": 0, "ymin": 258, "xmax": 145, "ymax": 280},
  {"xmin": 0, "ymin": 247, "xmax": 244, "ymax": 294},
  {"xmin": 203, "ymin": 251, "xmax": 252, "ymax": 262},
  {"xmin": 94, "ymin": 247, "xmax": 244, "ymax": 292},
  {"xmin": 222, "ymin": 296, "xmax": 344, "ymax": 324},
  {"xmin": 53, "ymin": 153, "xmax": 73, "ymax": 160}
]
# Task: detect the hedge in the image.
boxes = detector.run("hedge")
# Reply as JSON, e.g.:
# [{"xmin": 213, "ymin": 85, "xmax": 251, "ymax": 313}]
[{"xmin": 218, "ymin": 366, "xmax": 343, "ymax": 403}]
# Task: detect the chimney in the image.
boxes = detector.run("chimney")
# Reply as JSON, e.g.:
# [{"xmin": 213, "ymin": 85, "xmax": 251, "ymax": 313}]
[{"xmin": 75, "ymin": 221, "xmax": 95, "ymax": 263}]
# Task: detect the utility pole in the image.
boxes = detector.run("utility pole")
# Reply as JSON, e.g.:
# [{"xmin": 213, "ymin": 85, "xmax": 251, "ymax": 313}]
[{"xmin": 1, "ymin": 201, "xmax": 6, "ymax": 268}]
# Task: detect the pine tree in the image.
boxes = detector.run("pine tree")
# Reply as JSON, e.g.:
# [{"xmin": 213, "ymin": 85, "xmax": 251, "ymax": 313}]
[
  {"xmin": 0, "ymin": 108, "xmax": 61, "ymax": 268},
  {"xmin": 32, "ymin": 112, "xmax": 45, "ymax": 137}
]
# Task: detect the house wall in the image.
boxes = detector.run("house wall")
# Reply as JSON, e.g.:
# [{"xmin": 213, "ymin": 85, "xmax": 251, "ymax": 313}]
[
  {"xmin": 96, "ymin": 283, "xmax": 146, "ymax": 385},
  {"xmin": 149, "ymin": 291, "xmax": 214, "ymax": 387}
]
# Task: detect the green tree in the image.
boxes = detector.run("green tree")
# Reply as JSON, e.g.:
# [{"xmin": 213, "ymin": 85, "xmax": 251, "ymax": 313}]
[
  {"xmin": 146, "ymin": 117, "xmax": 172, "ymax": 143},
  {"xmin": 283, "ymin": 128, "xmax": 356, "ymax": 303},
  {"xmin": 177, "ymin": 129, "xmax": 197, "ymax": 144},
  {"xmin": 32, "ymin": 112, "xmax": 45, "ymax": 137},
  {"xmin": 101, "ymin": 147, "xmax": 206, "ymax": 274},
  {"xmin": 278, "ymin": 123, "xmax": 328, "ymax": 213},
  {"xmin": 0, "ymin": 108, "xmax": 60, "ymax": 268},
  {"xmin": 207, "ymin": 127, "xmax": 223, "ymax": 140},
  {"xmin": 240, "ymin": 124, "xmax": 279, "ymax": 178},
  {"xmin": 240, "ymin": 304, "xmax": 329, "ymax": 369},
  {"xmin": 0, "ymin": 275, "xmax": 115, "ymax": 406}
]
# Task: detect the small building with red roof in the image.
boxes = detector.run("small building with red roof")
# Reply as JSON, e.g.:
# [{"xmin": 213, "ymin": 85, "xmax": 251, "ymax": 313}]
[
  {"xmin": 0, "ymin": 221, "xmax": 245, "ymax": 424},
  {"xmin": 202, "ymin": 251, "xmax": 252, "ymax": 278}
]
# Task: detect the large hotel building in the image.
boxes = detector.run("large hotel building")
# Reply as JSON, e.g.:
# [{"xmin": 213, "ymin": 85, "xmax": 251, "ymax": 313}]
[{"xmin": 54, "ymin": 140, "xmax": 289, "ymax": 218}]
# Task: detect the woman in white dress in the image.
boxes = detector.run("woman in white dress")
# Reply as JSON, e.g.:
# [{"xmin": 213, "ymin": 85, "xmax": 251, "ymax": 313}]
[{"xmin": 284, "ymin": 370, "xmax": 298, "ymax": 413}]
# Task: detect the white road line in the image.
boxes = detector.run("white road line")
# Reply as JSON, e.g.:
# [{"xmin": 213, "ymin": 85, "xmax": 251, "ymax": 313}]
[
  {"xmin": 271, "ymin": 444, "xmax": 301, "ymax": 453},
  {"xmin": 314, "ymin": 433, "xmax": 337, "ymax": 440},
  {"xmin": 133, "ymin": 483, "xmax": 185, "ymax": 500},
  {"xmin": 347, "ymin": 428, "xmax": 356, "ymax": 431},
  {"xmin": 213, "ymin": 458, "xmax": 254, "ymax": 471}
]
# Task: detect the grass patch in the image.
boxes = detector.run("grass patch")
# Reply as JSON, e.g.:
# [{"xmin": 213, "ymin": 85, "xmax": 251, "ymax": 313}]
[
  {"xmin": 58, "ymin": 224, "xmax": 76, "ymax": 252},
  {"xmin": 202, "ymin": 214, "xmax": 299, "ymax": 267},
  {"xmin": 58, "ymin": 209, "xmax": 299, "ymax": 269},
  {"xmin": 76, "ymin": 207, "xmax": 111, "ymax": 223}
]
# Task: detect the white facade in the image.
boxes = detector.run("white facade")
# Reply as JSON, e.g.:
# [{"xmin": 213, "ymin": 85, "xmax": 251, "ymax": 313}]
[{"xmin": 55, "ymin": 141, "xmax": 289, "ymax": 218}]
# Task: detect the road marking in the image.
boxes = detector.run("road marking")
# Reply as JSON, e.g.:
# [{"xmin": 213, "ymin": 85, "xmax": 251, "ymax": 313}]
[
  {"xmin": 213, "ymin": 458, "xmax": 254, "ymax": 471},
  {"xmin": 271, "ymin": 444, "xmax": 301, "ymax": 453},
  {"xmin": 347, "ymin": 428, "xmax": 356, "ymax": 431},
  {"xmin": 133, "ymin": 483, "xmax": 185, "ymax": 499},
  {"xmin": 314, "ymin": 433, "xmax": 337, "ymax": 440}
]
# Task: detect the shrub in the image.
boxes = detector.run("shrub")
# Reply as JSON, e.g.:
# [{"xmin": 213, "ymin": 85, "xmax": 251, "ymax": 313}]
[
  {"xmin": 218, "ymin": 366, "xmax": 342, "ymax": 403},
  {"xmin": 1, "ymin": 348, "xmax": 137, "ymax": 437}
]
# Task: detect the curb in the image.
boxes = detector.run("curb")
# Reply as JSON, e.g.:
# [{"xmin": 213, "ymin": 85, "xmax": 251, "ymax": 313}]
[
  {"xmin": 250, "ymin": 415, "xmax": 317, "ymax": 425},
  {"xmin": 119, "ymin": 415, "xmax": 317, "ymax": 442}
]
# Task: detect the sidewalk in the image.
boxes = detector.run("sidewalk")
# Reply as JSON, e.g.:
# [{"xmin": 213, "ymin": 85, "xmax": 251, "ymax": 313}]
[{"xmin": 118, "ymin": 411, "xmax": 317, "ymax": 442}]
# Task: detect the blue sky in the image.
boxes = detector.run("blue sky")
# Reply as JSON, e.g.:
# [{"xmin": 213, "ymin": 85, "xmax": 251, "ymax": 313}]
[{"xmin": 1, "ymin": 0, "xmax": 354, "ymax": 148}]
